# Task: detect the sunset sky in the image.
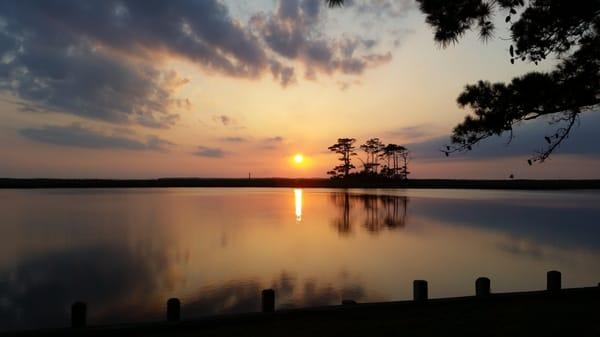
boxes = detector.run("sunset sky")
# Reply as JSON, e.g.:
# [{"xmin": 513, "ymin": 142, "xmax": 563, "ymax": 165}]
[{"xmin": 1, "ymin": 0, "xmax": 599, "ymax": 179}]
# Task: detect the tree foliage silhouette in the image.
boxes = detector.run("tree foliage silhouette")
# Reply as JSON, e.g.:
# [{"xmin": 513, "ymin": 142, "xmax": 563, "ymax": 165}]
[
  {"xmin": 327, "ymin": 138, "xmax": 410, "ymax": 180},
  {"xmin": 360, "ymin": 138, "xmax": 385, "ymax": 174},
  {"xmin": 326, "ymin": 0, "xmax": 600, "ymax": 163},
  {"xmin": 380, "ymin": 144, "xmax": 409, "ymax": 179},
  {"xmin": 327, "ymin": 138, "xmax": 357, "ymax": 178}
]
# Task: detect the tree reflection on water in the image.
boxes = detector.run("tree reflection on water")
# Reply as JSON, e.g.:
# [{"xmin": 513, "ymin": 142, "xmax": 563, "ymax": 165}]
[{"xmin": 330, "ymin": 192, "xmax": 408, "ymax": 235}]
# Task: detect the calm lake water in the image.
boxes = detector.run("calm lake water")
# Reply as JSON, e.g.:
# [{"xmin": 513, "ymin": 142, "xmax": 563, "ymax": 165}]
[{"xmin": 1, "ymin": 188, "xmax": 599, "ymax": 330}]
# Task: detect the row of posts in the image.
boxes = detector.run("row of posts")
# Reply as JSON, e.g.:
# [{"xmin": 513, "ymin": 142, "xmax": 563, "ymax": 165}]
[{"xmin": 71, "ymin": 270, "xmax": 569, "ymax": 328}]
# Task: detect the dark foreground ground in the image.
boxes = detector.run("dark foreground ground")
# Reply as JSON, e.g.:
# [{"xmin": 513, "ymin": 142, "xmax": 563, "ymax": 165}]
[
  {"xmin": 2, "ymin": 178, "xmax": 600, "ymax": 189},
  {"xmin": 2, "ymin": 287, "xmax": 598, "ymax": 337}
]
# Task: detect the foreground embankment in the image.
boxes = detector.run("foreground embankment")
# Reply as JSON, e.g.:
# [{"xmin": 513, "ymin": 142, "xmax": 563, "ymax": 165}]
[{"xmin": 2, "ymin": 272, "xmax": 598, "ymax": 337}]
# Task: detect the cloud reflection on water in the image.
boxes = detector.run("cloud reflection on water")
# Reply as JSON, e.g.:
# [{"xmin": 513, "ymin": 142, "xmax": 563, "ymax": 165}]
[{"xmin": 1, "ymin": 188, "xmax": 599, "ymax": 331}]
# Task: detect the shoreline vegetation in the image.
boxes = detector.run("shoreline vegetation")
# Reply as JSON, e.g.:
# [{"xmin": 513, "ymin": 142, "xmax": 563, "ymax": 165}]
[
  {"xmin": 327, "ymin": 138, "xmax": 410, "ymax": 181},
  {"xmin": 1, "ymin": 178, "xmax": 600, "ymax": 190}
]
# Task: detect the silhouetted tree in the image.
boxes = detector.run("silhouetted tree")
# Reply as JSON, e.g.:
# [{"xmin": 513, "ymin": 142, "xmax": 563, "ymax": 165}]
[
  {"xmin": 360, "ymin": 138, "xmax": 385, "ymax": 174},
  {"xmin": 380, "ymin": 144, "xmax": 396, "ymax": 177},
  {"xmin": 399, "ymin": 148, "xmax": 410, "ymax": 179},
  {"xmin": 326, "ymin": 0, "xmax": 600, "ymax": 163},
  {"xmin": 327, "ymin": 138, "xmax": 410, "ymax": 180},
  {"xmin": 380, "ymin": 144, "xmax": 410, "ymax": 179},
  {"xmin": 327, "ymin": 138, "xmax": 357, "ymax": 178}
]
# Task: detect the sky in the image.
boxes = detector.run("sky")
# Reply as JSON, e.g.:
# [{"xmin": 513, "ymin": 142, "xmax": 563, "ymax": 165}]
[{"xmin": 0, "ymin": 0, "xmax": 598, "ymax": 179}]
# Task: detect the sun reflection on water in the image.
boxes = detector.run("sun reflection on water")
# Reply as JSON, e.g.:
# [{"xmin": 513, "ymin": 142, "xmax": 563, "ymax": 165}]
[{"xmin": 294, "ymin": 188, "xmax": 303, "ymax": 222}]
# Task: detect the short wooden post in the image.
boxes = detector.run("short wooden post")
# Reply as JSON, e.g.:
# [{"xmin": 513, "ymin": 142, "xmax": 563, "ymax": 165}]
[
  {"xmin": 476, "ymin": 277, "xmax": 491, "ymax": 297},
  {"xmin": 167, "ymin": 298, "xmax": 181, "ymax": 322},
  {"xmin": 547, "ymin": 271, "xmax": 561, "ymax": 292},
  {"xmin": 71, "ymin": 302, "xmax": 86, "ymax": 328},
  {"xmin": 413, "ymin": 280, "xmax": 428, "ymax": 302},
  {"xmin": 262, "ymin": 289, "xmax": 275, "ymax": 312}
]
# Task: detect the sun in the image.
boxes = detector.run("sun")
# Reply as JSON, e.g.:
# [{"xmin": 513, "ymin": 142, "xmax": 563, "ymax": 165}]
[{"xmin": 293, "ymin": 153, "xmax": 304, "ymax": 164}]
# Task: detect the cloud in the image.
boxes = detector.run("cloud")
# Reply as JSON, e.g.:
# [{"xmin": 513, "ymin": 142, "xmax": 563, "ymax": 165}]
[
  {"xmin": 0, "ymin": 17, "xmax": 190, "ymax": 127},
  {"xmin": 261, "ymin": 136, "xmax": 285, "ymax": 150},
  {"xmin": 194, "ymin": 146, "xmax": 226, "ymax": 158},
  {"xmin": 19, "ymin": 124, "xmax": 173, "ymax": 152},
  {"xmin": 0, "ymin": 0, "xmax": 402, "ymax": 125},
  {"xmin": 221, "ymin": 136, "xmax": 247, "ymax": 142},
  {"xmin": 388, "ymin": 124, "xmax": 432, "ymax": 140},
  {"xmin": 266, "ymin": 136, "xmax": 284, "ymax": 142},
  {"xmin": 269, "ymin": 61, "xmax": 297, "ymax": 87},
  {"xmin": 406, "ymin": 110, "xmax": 600, "ymax": 161},
  {"xmin": 249, "ymin": 0, "xmax": 394, "ymax": 80},
  {"xmin": 346, "ymin": 0, "xmax": 417, "ymax": 19},
  {"xmin": 212, "ymin": 115, "xmax": 236, "ymax": 127},
  {"xmin": 0, "ymin": 98, "xmax": 48, "ymax": 113},
  {"xmin": 184, "ymin": 273, "xmax": 366, "ymax": 315}
]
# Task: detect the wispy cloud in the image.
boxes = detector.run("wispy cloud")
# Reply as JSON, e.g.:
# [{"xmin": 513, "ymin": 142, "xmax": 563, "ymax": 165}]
[
  {"xmin": 194, "ymin": 146, "xmax": 226, "ymax": 158},
  {"xmin": 213, "ymin": 115, "xmax": 236, "ymax": 127},
  {"xmin": 266, "ymin": 136, "xmax": 284, "ymax": 143},
  {"xmin": 388, "ymin": 124, "xmax": 433, "ymax": 140},
  {"xmin": 19, "ymin": 124, "xmax": 173, "ymax": 152},
  {"xmin": 346, "ymin": 0, "xmax": 417, "ymax": 19},
  {"xmin": 221, "ymin": 136, "xmax": 247, "ymax": 142},
  {"xmin": 261, "ymin": 136, "xmax": 285, "ymax": 150}
]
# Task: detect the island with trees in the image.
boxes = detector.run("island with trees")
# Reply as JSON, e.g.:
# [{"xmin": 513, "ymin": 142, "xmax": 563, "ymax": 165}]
[{"xmin": 327, "ymin": 138, "xmax": 410, "ymax": 183}]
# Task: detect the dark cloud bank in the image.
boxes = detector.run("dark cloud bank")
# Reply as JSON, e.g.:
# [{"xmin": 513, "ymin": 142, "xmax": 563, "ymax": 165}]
[{"xmin": 0, "ymin": 0, "xmax": 402, "ymax": 133}]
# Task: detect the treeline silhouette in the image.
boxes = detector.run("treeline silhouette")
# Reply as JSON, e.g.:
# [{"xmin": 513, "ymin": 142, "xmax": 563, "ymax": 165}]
[
  {"xmin": 327, "ymin": 138, "xmax": 409, "ymax": 181},
  {"xmin": 2, "ymin": 178, "xmax": 600, "ymax": 189},
  {"xmin": 330, "ymin": 192, "xmax": 408, "ymax": 235}
]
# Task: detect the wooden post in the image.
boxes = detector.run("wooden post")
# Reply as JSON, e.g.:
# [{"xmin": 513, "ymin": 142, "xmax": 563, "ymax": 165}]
[
  {"xmin": 167, "ymin": 298, "xmax": 181, "ymax": 322},
  {"xmin": 413, "ymin": 280, "xmax": 428, "ymax": 302},
  {"xmin": 476, "ymin": 277, "xmax": 491, "ymax": 297},
  {"xmin": 71, "ymin": 302, "xmax": 86, "ymax": 328},
  {"xmin": 547, "ymin": 271, "xmax": 561, "ymax": 292},
  {"xmin": 262, "ymin": 289, "xmax": 275, "ymax": 312}
]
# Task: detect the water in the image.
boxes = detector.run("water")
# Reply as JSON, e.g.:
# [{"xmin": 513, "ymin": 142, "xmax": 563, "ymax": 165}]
[{"xmin": 1, "ymin": 188, "xmax": 599, "ymax": 330}]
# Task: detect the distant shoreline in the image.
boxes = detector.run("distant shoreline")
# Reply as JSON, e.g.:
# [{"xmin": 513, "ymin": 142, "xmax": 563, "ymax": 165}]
[{"xmin": 1, "ymin": 178, "xmax": 600, "ymax": 190}]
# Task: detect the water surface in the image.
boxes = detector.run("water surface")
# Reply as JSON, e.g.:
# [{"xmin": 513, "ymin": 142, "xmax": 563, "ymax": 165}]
[{"xmin": 1, "ymin": 188, "xmax": 599, "ymax": 330}]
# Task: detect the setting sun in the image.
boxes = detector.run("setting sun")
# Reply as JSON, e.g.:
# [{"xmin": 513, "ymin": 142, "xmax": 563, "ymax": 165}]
[{"xmin": 1, "ymin": 1, "xmax": 599, "ymax": 335}]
